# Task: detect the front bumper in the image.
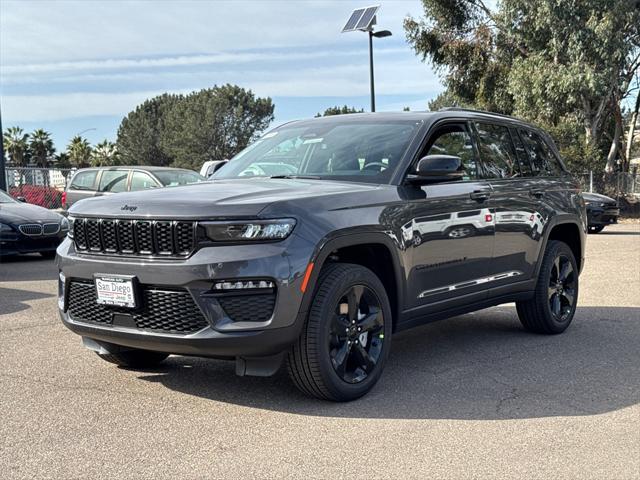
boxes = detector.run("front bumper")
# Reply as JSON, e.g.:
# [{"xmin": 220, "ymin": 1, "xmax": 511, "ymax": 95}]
[
  {"xmin": 1, "ymin": 231, "xmax": 65, "ymax": 256},
  {"xmin": 56, "ymin": 234, "xmax": 315, "ymax": 357}
]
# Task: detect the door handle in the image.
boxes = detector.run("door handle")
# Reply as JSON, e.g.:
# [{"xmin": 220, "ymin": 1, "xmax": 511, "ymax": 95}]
[
  {"xmin": 530, "ymin": 189, "xmax": 545, "ymax": 199},
  {"xmin": 470, "ymin": 190, "xmax": 491, "ymax": 202}
]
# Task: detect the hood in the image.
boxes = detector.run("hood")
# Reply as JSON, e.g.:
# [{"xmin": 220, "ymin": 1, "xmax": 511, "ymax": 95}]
[
  {"xmin": 68, "ymin": 178, "xmax": 381, "ymax": 219},
  {"xmin": 581, "ymin": 192, "xmax": 616, "ymax": 204},
  {"xmin": 0, "ymin": 202, "xmax": 64, "ymax": 224}
]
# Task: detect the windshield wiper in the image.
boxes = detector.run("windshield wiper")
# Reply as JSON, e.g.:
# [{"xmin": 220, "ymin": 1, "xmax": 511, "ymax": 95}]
[{"xmin": 269, "ymin": 175, "xmax": 322, "ymax": 180}]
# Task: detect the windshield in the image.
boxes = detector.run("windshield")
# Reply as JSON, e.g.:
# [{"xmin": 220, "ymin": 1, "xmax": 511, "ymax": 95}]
[
  {"xmin": 0, "ymin": 190, "xmax": 16, "ymax": 203},
  {"xmin": 214, "ymin": 118, "xmax": 421, "ymax": 184},
  {"xmin": 153, "ymin": 170, "xmax": 205, "ymax": 187}
]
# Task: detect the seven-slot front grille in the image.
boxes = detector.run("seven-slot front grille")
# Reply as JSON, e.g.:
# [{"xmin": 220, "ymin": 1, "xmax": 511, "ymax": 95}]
[
  {"xmin": 72, "ymin": 218, "xmax": 197, "ymax": 257},
  {"xmin": 66, "ymin": 281, "xmax": 209, "ymax": 334}
]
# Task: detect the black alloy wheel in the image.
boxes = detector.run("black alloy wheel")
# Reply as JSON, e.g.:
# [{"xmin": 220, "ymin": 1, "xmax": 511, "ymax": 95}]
[
  {"xmin": 328, "ymin": 284, "xmax": 385, "ymax": 384},
  {"xmin": 287, "ymin": 263, "xmax": 392, "ymax": 401},
  {"xmin": 516, "ymin": 240, "xmax": 579, "ymax": 334},
  {"xmin": 547, "ymin": 254, "xmax": 577, "ymax": 322}
]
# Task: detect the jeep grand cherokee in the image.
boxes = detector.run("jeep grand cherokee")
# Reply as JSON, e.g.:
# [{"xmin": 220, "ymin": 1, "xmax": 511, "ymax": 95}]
[{"xmin": 57, "ymin": 109, "xmax": 587, "ymax": 401}]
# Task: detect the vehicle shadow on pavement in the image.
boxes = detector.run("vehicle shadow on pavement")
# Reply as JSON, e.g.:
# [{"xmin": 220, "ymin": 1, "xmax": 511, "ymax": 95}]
[
  {"xmin": 0, "ymin": 255, "xmax": 58, "ymax": 282},
  {"xmin": 0, "ymin": 286, "xmax": 54, "ymax": 316},
  {"xmin": 138, "ymin": 305, "xmax": 640, "ymax": 420}
]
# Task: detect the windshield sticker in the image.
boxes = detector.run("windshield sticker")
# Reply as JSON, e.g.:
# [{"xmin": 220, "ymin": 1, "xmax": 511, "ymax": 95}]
[{"xmin": 302, "ymin": 138, "xmax": 324, "ymax": 144}]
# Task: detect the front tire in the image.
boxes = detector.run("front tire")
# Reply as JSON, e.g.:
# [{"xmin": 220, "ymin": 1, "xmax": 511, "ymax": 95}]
[
  {"xmin": 287, "ymin": 263, "xmax": 392, "ymax": 401},
  {"xmin": 516, "ymin": 240, "xmax": 579, "ymax": 334},
  {"xmin": 96, "ymin": 349, "xmax": 169, "ymax": 369}
]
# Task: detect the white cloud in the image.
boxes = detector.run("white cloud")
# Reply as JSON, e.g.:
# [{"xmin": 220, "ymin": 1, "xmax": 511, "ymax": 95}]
[
  {"xmin": 0, "ymin": 0, "xmax": 441, "ymax": 124},
  {"xmin": 1, "ymin": 0, "xmax": 422, "ymax": 64},
  {"xmin": 1, "ymin": 46, "xmax": 409, "ymax": 76}
]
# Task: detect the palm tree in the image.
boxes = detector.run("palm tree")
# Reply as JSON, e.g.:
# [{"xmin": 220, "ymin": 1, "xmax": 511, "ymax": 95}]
[
  {"xmin": 3, "ymin": 127, "xmax": 30, "ymax": 192},
  {"xmin": 91, "ymin": 140, "xmax": 120, "ymax": 166},
  {"xmin": 67, "ymin": 136, "xmax": 92, "ymax": 168},
  {"xmin": 29, "ymin": 129, "xmax": 56, "ymax": 186},
  {"xmin": 3, "ymin": 127, "xmax": 30, "ymax": 167}
]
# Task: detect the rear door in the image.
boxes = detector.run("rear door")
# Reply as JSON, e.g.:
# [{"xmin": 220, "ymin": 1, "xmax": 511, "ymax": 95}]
[
  {"xmin": 398, "ymin": 121, "xmax": 495, "ymax": 312},
  {"xmin": 65, "ymin": 169, "xmax": 99, "ymax": 207},
  {"xmin": 473, "ymin": 121, "xmax": 553, "ymax": 286}
]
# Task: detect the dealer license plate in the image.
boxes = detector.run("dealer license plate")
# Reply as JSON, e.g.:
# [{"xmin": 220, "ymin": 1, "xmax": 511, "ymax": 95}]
[{"xmin": 95, "ymin": 275, "xmax": 137, "ymax": 308}]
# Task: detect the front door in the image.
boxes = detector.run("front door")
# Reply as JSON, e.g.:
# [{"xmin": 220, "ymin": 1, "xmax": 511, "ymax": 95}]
[{"xmin": 400, "ymin": 122, "xmax": 495, "ymax": 312}]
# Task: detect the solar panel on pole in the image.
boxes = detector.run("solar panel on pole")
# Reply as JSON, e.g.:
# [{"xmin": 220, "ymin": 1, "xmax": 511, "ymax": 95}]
[
  {"xmin": 355, "ymin": 6, "xmax": 379, "ymax": 30},
  {"xmin": 342, "ymin": 8, "xmax": 365, "ymax": 32}
]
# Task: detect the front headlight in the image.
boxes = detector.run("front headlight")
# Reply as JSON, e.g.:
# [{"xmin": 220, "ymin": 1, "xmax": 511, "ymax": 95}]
[
  {"xmin": 0, "ymin": 222, "xmax": 14, "ymax": 233},
  {"xmin": 60, "ymin": 217, "xmax": 70, "ymax": 233},
  {"xmin": 66, "ymin": 216, "xmax": 75, "ymax": 238},
  {"xmin": 202, "ymin": 219, "xmax": 296, "ymax": 242}
]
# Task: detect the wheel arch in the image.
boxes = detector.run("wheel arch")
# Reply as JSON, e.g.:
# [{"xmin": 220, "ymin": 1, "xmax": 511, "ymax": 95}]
[
  {"xmin": 299, "ymin": 232, "xmax": 405, "ymax": 331},
  {"xmin": 536, "ymin": 217, "xmax": 585, "ymax": 276}
]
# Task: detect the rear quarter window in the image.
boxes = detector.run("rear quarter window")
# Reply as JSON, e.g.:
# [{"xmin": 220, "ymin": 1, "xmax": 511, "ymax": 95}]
[{"xmin": 519, "ymin": 129, "xmax": 564, "ymax": 176}]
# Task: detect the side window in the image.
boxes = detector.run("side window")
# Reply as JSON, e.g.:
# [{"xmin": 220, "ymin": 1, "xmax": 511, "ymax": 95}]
[
  {"xmin": 519, "ymin": 129, "xmax": 564, "ymax": 176},
  {"xmin": 130, "ymin": 171, "xmax": 159, "ymax": 191},
  {"xmin": 474, "ymin": 122, "xmax": 519, "ymax": 179},
  {"xmin": 70, "ymin": 171, "xmax": 97, "ymax": 190},
  {"xmin": 510, "ymin": 129, "xmax": 533, "ymax": 176},
  {"xmin": 98, "ymin": 170, "xmax": 128, "ymax": 193},
  {"xmin": 423, "ymin": 124, "xmax": 478, "ymax": 180}
]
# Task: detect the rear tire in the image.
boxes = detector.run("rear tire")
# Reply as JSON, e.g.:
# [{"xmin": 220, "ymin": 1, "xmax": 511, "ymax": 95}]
[
  {"xmin": 96, "ymin": 349, "xmax": 169, "ymax": 369},
  {"xmin": 287, "ymin": 263, "xmax": 392, "ymax": 401},
  {"xmin": 516, "ymin": 240, "xmax": 578, "ymax": 334}
]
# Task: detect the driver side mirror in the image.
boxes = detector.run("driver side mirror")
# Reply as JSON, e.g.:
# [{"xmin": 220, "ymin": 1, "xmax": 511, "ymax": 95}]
[
  {"xmin": 16, "ymin": 196, "xmax": 27, "ymax": 203},
  {"xmin": 409, "ymin": 155, "xmax": 464, "ymax": 184}
]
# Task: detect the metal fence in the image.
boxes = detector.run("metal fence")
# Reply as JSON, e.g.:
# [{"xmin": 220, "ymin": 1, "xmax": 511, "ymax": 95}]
[
  {"xmin": 575, "ymin": 172, "xmax": 640, "ymax": 198},
  {"xmin": 3, "ymin": 167, "xmax": 75, "ymax": 209}
]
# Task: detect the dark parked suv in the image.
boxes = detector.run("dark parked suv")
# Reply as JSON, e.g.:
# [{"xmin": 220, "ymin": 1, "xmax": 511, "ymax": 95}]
[{"xmin": 57, "ymin": 109, "xmax": 587, "ymax": 401}]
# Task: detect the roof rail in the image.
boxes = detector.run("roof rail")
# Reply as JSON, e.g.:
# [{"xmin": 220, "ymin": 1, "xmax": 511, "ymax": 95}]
[{"xmin": 438, "ymin": 107, "xmax": 523, "ymax": 121}]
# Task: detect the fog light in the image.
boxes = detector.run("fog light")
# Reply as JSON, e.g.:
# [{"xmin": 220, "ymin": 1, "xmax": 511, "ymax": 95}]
[
  {"xmin": 213, "ymin": 280, "xmax": 274, "ymax": 291},
  {"xmin": 58, "ymin": 271, "xmax": 66, "ymax": 309}
]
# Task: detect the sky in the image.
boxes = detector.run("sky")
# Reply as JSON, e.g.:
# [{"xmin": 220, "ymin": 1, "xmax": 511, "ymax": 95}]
[{"xmin": 0, "ymin": 0, "xmax": 443, "ymax": 149}]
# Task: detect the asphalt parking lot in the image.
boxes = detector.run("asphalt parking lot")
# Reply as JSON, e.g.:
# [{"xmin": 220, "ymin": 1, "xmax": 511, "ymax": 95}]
[{"xmin": 1, "ymin": 223, "xmax": 639, "ymax": 479}]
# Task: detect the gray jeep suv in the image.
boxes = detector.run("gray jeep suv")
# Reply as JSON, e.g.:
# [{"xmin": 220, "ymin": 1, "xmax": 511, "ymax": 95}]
[{"xmin": 57, "ymin": 109, "xmax": 587, "ymax": 401}]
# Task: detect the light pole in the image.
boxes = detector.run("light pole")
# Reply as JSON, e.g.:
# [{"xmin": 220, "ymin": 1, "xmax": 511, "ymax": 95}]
[
  {"xmin": 368, "ymin": 29, "xmax": 392, "ymax": 112},
  {"xmin": 341, "ymin": 6, "xmax": 391, "ymax": 113}
]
